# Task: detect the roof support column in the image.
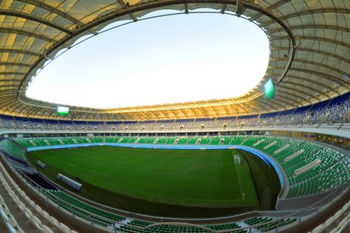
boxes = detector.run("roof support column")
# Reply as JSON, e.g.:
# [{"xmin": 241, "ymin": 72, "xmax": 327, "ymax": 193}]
[{"xmin": 235, "ymin": 0, "xmax": 243, "ymax": 16}]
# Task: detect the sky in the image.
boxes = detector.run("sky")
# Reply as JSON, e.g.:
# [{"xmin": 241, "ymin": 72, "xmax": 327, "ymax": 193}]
[{"xmin": 26, "ymin": 12, "xmax": 269, "ymax": 109}]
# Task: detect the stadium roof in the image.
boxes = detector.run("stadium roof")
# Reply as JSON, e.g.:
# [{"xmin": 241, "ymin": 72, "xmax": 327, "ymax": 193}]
[{"xmin": 0, "ymin": 0, "xmax": 349, "ymax": 121}]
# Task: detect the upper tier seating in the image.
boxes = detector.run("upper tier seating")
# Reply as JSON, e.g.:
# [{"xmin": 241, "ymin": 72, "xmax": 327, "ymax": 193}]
[{"xmin": 1, "ymin": 92, "xmax": 349, "ymax": 132}]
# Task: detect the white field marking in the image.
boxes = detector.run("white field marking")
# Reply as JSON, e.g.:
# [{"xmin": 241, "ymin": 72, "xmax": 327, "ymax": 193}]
[
  {"xmin": 184, "ymin": 154, "xmax": 203, "ymax": 176},
  {"xmin": 234, "ymin": 154, "xmax": 241, "ymax": 165},
  {"xmin": 232, "ymin": 151, "xmax": 244, "ymax": 200},
  {"xmin": 90, "ymin": 170, "xmax": 107, "ymax": 176}
]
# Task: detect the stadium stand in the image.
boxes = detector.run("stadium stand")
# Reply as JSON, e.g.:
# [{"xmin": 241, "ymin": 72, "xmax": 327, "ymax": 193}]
[
  {"xmin": 0, "ymin": 136, "xmax": 350, "ymax": 232},
  {"xmin": 1, "ymin": 1, "xmax": 350, "ymax": 232},
  {"xmin": 1, "ymin": 92, "xmax": 349, "ymax": 133}
]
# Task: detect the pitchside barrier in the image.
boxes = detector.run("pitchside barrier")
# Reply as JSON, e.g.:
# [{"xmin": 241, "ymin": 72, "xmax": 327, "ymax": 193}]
[{"xmin": 27, "ymin": 143, "xmax": 285, "ymax": 190}]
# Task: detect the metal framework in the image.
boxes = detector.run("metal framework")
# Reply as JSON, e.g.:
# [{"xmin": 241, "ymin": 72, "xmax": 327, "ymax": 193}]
[{"xmin": 0, "ymin": 0, "xmax": 349, "ymax": 121}]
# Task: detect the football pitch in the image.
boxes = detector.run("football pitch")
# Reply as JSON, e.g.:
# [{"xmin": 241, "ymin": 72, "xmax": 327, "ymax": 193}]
[{"xmin": 27, "ymin": 146, "xmax": 280, "ymax": 217}]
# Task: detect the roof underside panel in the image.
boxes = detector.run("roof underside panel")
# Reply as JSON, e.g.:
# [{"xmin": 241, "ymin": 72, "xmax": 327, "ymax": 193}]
[{"xmin": 0, "ymin": 0, "xmax": 349, "ymax": 121}]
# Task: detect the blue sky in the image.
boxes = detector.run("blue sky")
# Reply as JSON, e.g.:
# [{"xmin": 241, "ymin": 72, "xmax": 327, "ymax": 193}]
[{"xmin": 26, "ymin": 12, "xmax": 269, "ymax": 109}]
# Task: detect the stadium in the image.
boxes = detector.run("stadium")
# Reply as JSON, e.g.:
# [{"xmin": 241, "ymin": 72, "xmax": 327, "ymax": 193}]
[{"xmin": 0, "ymin": 0, "xmax": 350, "ymax": 233}]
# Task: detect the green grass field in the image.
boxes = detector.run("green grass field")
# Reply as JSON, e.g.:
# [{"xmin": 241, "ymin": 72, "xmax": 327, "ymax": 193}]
[{"xmin": 27, "ymin": 146, "xmax": 280, "ymax": 217}]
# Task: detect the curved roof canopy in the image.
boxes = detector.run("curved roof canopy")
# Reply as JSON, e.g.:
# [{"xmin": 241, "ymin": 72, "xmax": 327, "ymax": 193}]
[{"xmin": 0, "ymin": 0, "xmax": 349, "ymax": 121}]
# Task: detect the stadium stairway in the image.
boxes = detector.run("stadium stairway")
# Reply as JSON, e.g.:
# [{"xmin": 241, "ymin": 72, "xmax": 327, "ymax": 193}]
[
  {"xmin": 0, "ymin": 217, "xmax": 9, "ymax": 233},
  {"xmin": 0, "ymin": 192, "xmax": 25, "ymax": 233},
  {"xmin": 0, "ymin": 156, "xmax": 68, "ymax": 233},
  {"xmin": 0, "ymin": 183, "xmax": 49, "ymax": 233}
]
